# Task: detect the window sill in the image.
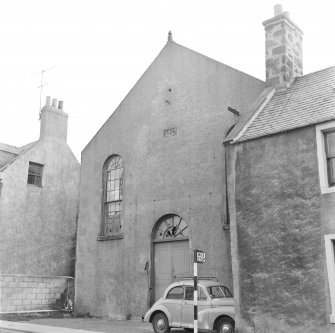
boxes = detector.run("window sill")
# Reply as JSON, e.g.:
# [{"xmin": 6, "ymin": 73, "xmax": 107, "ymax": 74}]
[
  {"xmin": 97, "ymin": 234, "xmax": 124, "ymax": 241},
  {"xmin": 321, "ymin": 186, "xmax": 335, "ymax": 194},
  {"xmin": 27, "ymin": 184, "xmax": 43, "ymax": 188}
]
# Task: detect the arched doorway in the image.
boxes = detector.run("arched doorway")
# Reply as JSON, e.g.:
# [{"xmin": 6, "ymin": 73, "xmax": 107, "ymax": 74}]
[{"xmin": 152, "ymin": 214, "xmax": 191, "ymax": 301}]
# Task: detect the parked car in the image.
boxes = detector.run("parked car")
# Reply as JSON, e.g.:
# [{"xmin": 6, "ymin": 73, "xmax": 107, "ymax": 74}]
[{"xmin": 144, "ymin": 278, "xmax": 235, "ymax": 333}]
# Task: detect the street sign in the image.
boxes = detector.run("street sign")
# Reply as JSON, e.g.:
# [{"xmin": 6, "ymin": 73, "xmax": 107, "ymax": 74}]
[{"xmin": 195, "ymin": 250, "xmax": 206, "ymax": 263}]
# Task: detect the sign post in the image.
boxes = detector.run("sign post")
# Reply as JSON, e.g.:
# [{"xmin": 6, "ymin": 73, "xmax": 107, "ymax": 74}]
[{"xmin": 193, "ymin": 249, "xmax": 206, "ymax": 333}]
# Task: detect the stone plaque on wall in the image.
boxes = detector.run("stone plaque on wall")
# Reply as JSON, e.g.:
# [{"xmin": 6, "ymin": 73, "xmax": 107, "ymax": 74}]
[{"xmin": 164, "ymin": 127, "xmax": 177, "ymax": 138}]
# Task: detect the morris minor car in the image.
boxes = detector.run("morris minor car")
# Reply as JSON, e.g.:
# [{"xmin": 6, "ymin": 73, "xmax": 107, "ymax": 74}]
[{"xmin": 144, "ymin": 279, "xmax": 234, "ymax": 333}]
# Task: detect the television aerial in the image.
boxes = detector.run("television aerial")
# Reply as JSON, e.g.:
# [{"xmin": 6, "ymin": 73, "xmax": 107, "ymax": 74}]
[{"xmin": 31, "ymin": 66, "xmax": 55, "ymax": 118}]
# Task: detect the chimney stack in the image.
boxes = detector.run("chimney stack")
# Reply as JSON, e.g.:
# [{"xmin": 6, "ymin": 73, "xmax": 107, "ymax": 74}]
[
  {"xmin": 39, "ymin": 96, "xmax": 68, "ymax": 142},
  {"xmin": 263, "ymin": 5, "xmax": 303, "ymax": 89}
]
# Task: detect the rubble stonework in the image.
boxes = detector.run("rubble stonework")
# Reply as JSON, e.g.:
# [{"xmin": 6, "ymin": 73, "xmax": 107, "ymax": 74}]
[{"xmin": 263, "ymin": 7, "xmax": 303, "ymax": 88}]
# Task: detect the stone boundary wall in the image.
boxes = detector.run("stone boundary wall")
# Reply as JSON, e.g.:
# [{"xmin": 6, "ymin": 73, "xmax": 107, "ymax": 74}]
[{"xmin": 0, "ymin": 274, "xmax": 74, "ymax": 313}]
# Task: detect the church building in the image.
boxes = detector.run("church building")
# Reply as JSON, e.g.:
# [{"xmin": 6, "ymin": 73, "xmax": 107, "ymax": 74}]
[{"xmin": 74, "ymin": 29, "xmax": 265, "ymax": 318}]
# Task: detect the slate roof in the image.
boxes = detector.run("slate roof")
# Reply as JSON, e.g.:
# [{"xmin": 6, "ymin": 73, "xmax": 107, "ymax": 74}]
[
  {"xmin": 0, "ymin": 141, "xmax": 37, "ymax": 171},
  {"xmin": 225, "ymin": 66, "xmax": 335, "ymax": 143}
]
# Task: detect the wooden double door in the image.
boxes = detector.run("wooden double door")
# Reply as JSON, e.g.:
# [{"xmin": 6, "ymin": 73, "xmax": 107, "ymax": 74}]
[{"xmin": 153, "ymin": 240, "xmax": 191, "ymax": 301}]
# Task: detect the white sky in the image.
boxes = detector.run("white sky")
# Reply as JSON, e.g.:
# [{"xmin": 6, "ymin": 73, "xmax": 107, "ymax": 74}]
[{"xmin": 1, "ymin": 0, "xmax": 335, "ymax": 161}]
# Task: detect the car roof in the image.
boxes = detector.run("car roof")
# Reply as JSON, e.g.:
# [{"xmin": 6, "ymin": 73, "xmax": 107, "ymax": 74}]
[{"xmin": 166, "ymin": 279, "xmax": 224, "ymax": 289}]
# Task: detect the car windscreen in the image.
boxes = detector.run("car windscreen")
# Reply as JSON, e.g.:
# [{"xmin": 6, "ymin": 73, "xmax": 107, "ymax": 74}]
[{"xmin": 207, "ymin": 285, "xmax": 233, "ymax": 298}]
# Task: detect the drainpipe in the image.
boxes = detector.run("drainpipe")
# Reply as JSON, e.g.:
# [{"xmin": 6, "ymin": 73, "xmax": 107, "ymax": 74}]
[
  {"xmin": 227, "ymin": 107, "xmax": 240, "ymax": 125},
  {"xmin": 223, "ymin": 107, "xmax": 240, "ymax": 230}
]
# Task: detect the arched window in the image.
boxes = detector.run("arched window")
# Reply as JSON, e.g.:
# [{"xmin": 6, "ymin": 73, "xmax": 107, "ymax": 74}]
[{"xmin": 101, "ymin": 155, "xmax": 123, "ymax": 238}]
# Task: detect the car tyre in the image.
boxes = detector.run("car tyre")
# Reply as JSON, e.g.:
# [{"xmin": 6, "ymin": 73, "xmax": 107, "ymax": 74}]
[
  {"xmin": 152, "ymin": 312, "xmax": 170, "ymax": 333},
  {"xmin": 216, "ymin": 317, "xmax": 234, "ymax": 333}
]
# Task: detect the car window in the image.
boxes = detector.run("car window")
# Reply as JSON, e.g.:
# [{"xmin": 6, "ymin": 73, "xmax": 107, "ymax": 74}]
[
  {"xmin": 184, "ymin": 286, "xmax": 207, "ymax": 300},
  {"xmin": 207, "ymin": 285, "xmax": 233, "ymax": 298},
  {"xmin": 166, "ymin": 286, "xmax": 184, "ymax": 299}
]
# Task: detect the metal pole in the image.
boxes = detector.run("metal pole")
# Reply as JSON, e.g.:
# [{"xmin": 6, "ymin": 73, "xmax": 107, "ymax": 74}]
[
  {"xmin": 39, "ymin": 70, "xmax": 44, "ymax": 112},
  {"xmin": 194, "ymin": 250, "xmax": 198, "ymax": 333}
]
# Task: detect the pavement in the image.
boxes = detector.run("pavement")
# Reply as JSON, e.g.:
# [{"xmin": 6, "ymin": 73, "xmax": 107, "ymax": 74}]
[{"xmin": 0, "ymin": 317, "xmax": 188, "ymax": 333}]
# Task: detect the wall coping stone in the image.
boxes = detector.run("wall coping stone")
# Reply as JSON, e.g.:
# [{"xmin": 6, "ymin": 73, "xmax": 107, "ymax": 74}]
[
  {"xmin": 0, "ymin": 274, "xmax": 74, "ymax": 279},
  {"xmin": 0, "ymin": 309, "xmax": 60, "ymax": 314}
]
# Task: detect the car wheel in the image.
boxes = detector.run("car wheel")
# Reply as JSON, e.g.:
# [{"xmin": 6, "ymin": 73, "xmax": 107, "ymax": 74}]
[
  {"xmin": 216, "ymin": 317, "xmax": 234, "ymax": 333},
  {"xmin": 152, "ymin": 312, "xmax": 170, "ymax": 333}
]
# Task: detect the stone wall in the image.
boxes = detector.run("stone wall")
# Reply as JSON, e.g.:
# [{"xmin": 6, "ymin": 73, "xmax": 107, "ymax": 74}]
[
  {"xmin": 228, "ymin": 126, "xmax": 335, "ymax": 332},
  {"xmin": 0, "ymin": 274, "xmax": 74, "ymax": 313},
  {"xmin": 263, "ymin": 10, "xmax": 303, "ymax": 88}
]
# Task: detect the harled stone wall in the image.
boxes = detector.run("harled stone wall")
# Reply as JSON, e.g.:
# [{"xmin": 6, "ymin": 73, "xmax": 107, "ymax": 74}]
[
  {"xmin": 228, "ymin": 126, "xmax": 335, "ymax": 332},
  {"xmin": 0, "ymin": 138, "xmax": 80, "ymax": 277},
  {"xmin": 75, "ymin": 40, "xmax": 265, "ymax": 319}
]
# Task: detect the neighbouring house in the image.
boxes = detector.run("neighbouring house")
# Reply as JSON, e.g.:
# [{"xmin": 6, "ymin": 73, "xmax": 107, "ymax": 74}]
[
  {"xmin": 74, "ymin": 32, "xmax": 265, "ymax": 318},
  {"xmin": 0, "ymin": 97, "xmax": 80, "ymax": 313},
  {"xmin": 224, "ymin": 5, "xmax": 335, "ymax": 333}
]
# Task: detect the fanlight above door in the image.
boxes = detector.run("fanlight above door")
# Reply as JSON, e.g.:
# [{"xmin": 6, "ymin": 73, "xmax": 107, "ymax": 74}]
[{"xmin": 153, "ymin": 215, "xmax": 189, "ymax": 241}]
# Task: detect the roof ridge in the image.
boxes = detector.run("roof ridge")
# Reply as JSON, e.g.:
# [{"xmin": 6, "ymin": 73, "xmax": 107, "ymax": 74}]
[{"xmin": 296, "ymin": 65, "xmax": 335, "ymax": 80}]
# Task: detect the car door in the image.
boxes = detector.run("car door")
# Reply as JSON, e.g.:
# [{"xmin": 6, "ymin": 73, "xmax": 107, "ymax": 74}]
[
  {"xmin": 163, "ymin": 285, "xmax": 184, "ymax": 327},
  {"xmin": 181, "ymin": 286, "xmax": 211, "ymax": 328}
]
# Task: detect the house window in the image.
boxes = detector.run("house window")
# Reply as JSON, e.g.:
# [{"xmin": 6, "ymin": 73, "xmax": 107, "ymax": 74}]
[
  {"xmin": 99, "ymin": 155, "xmax": 123, "ymax": 239},
  {"xmin": 325, "ymin": 131, "xmax": 335, "ymax": 187},
  {"xmin": 324, "ymin": 235, "xmax": 335, "ymax": 323},
  {"xmin": 27, "ymin": 162, "xmax": 43, "ymax": 187},
  {"xmin": 316, "ymin": 121, "xmax": 335, "ymax": 194}
]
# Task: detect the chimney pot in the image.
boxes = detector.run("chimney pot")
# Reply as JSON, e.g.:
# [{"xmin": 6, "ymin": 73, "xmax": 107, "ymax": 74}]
[
  {"xmin": 274, "ymin": 4, "xmax": 283, "ymax": 16},
  {"xmin": 58, "ymin": 101, "xmax": 64, "ymax": 110},
  {"xmin": 46, "ymin": 96, "xmax": 51, "ymax": 106},
  {"xmin": 52, "ymin": 98, "xmax": 58, "ymax": 108}
]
